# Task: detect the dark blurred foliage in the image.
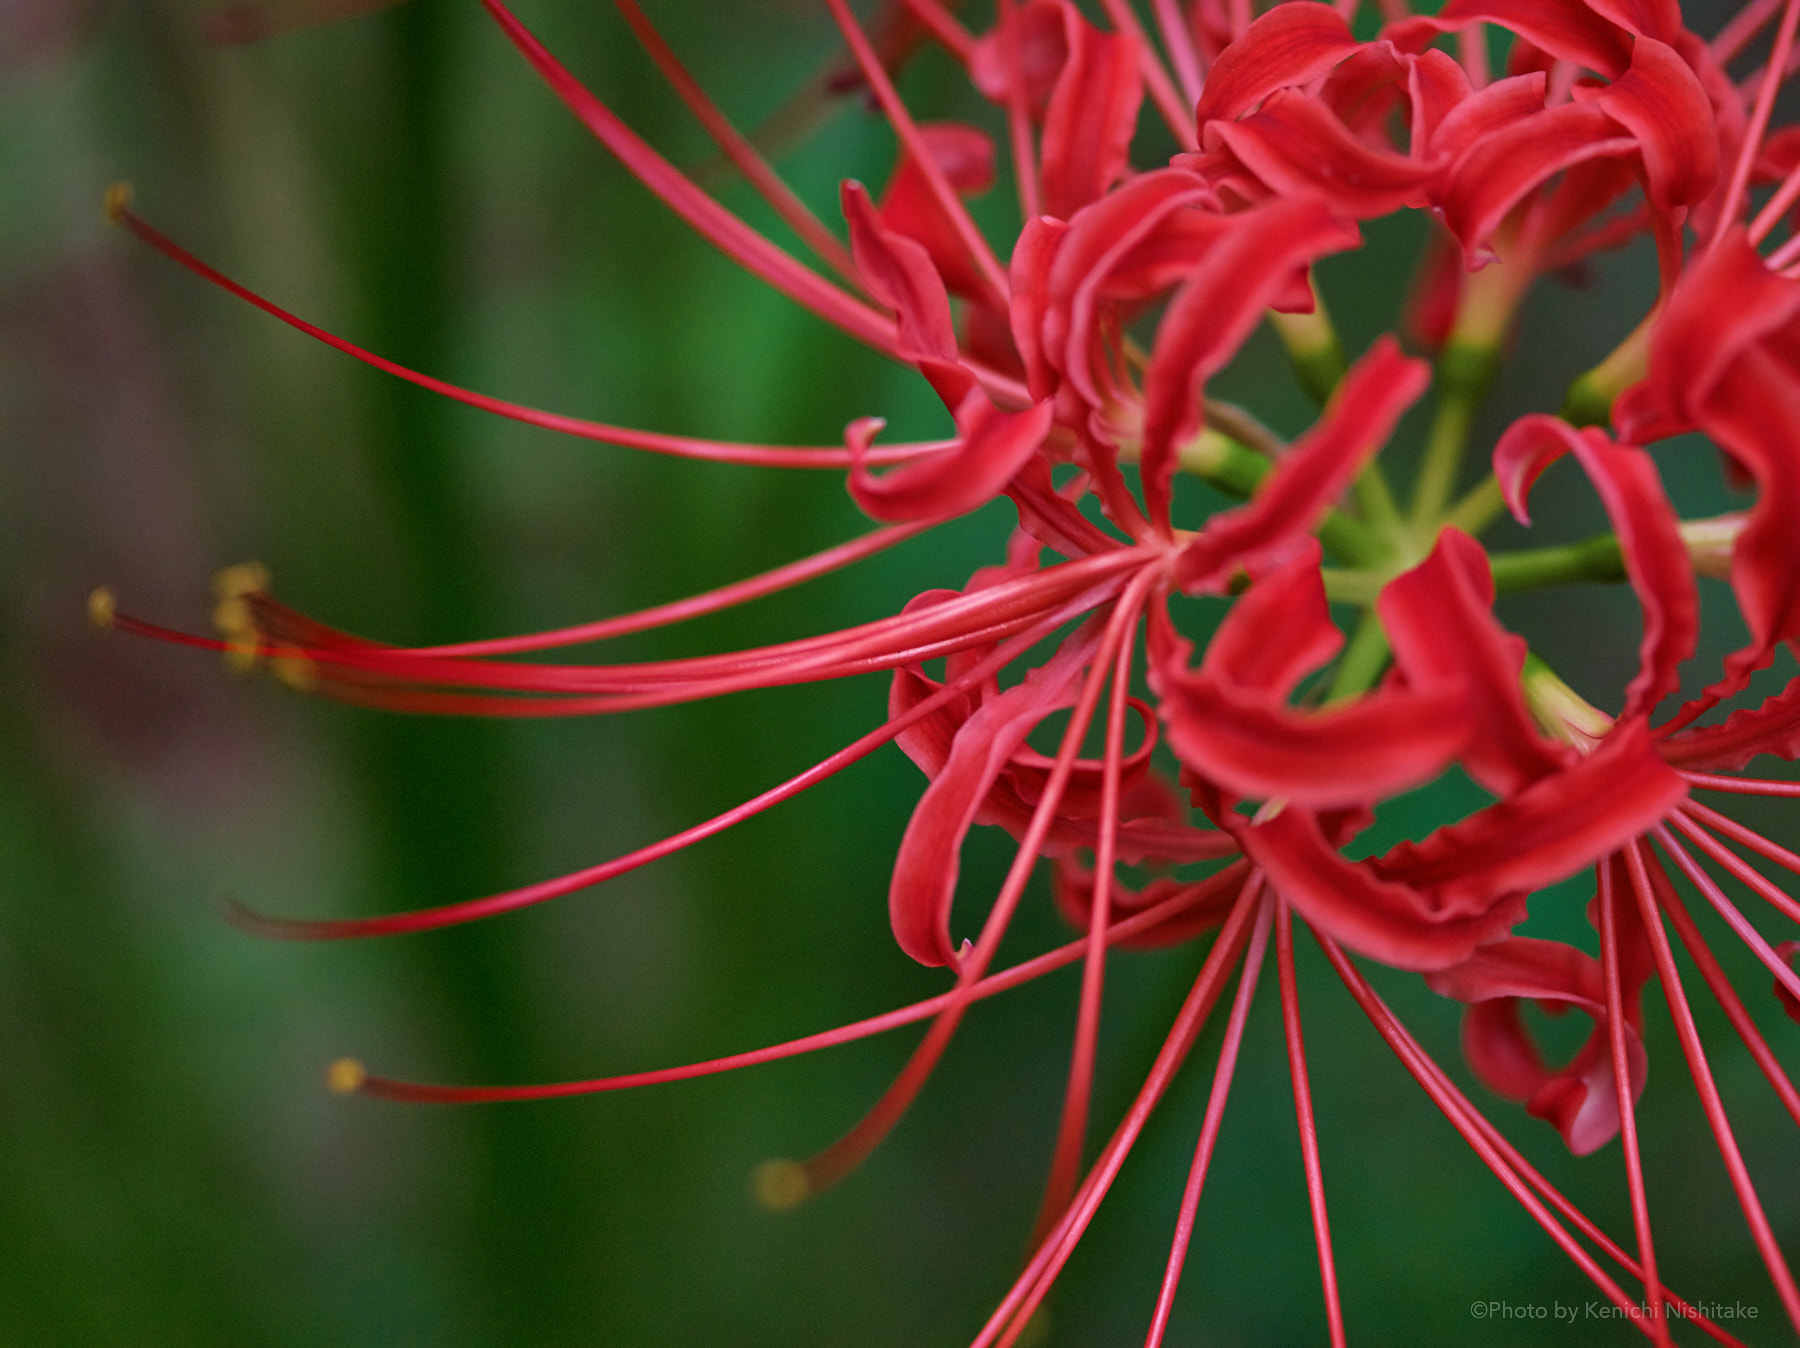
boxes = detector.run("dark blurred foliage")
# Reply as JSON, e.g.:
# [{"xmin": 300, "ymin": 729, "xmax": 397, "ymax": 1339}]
[{"xmin": 0, "ymin": 2, "xmax": 1791, "ymax": 1344}]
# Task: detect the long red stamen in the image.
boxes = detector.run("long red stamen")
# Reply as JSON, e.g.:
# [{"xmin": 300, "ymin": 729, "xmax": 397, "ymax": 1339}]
[
  {"xmin": 1144, "ymin": 897, "xmax": 1272, "ymax": 1348},
  {"xmin": 1681, "ymin": 771, "xmax": 1800, "ymax": 798},
  {"xmin": 110, "ymin": 203, "xmax": 943, "ymax": 468},
  {"xmin": 1315, "ymin": 931, "xmax": 1677, "ymax": 1337},
  {"xmin": 1714, "ymin": 0, "xmax": 1785, "ymax": 65},
  {"xmin": 1598, "ymin": 858, "xmax": 1670, "ymax": 1345},
  {"xmin": 976, "ymin": 874, "xmax": 1264, "ymax": 1348},
  {"xmin": 1150, "ymin": 0, "xmax": 1205, "ymax": 106},
  {"xmin": 217, "ymin": 551, "xmax": 1148, "ymax": 711},
  {"xmin": 1628, "ymin": 840, "xmax": 1800, "ymax": 1335},
  {"xmin": 1642, "ymin": 849, "xmax": 1800, "ymax": 1129},
  {"xmin": 1710, "ymin": 0, "xmax": 1800, "ymax": 252},
  {"xmin": 1097, "ymin": 0, "xmax": 1199, "ymax": 152},
  {"xmin": 483, "ymin": 0, "xmax": 914, "ymax": 354},
  {"xmin": 996, "ymin": 0, "xmax": 1042, "ymax": 222},
  {"xmin": 613, "ymin": 0, "xmax": 863, "ymax": 288},
  {"xmin": 226, "ymin": 600, "xmax": 1102, "ymax": 939},
  {"xmin": 1277, "ymin": 899, "xmax": 1346, "ymax": 1348},
  {"xmin": 897, "ymin": 0, "xmax": 976, "ymax": 62},
  {"xmin": 823, "ymin": 0, "xmax": 1013, "ymax": 313},
  {"xmin": 341, "ymin": 873, "xmax": 1230, "ymax": 1104},
  {"xmin": 1678, "ymin": 801, "xmax": 1800, "ymax": 924},
  {"xmin": 1033, "ymin": 603, "xmax": 1139, "ymax": 1239},
  {"xmin": 1655, "ymin": 819, "xmax": 1800, "ymax": 1005},
  {"xmin": 418, "ymin": 522, "xmax": 932, "ymax": 657},
  {"xmin": 793, "ymin": 573, "xmax": 1157, "ymax": 1200}
]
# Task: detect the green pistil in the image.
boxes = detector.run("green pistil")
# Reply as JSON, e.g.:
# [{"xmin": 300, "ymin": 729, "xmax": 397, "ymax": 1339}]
[
  {"xmin": 1268, "ymin": 283, "xmax": 1348, "ymax": 408},
  {"xmin": 1409, "ymin": 341, "xmax": 1499, "ymax": 527},
  {"xmin": 1561, "ymin": 310, "xmax": 1654, "ymax": 429},
  {"xmin": 1179, "ymin": 429, "xmax": 1390, "ymax": 567},
  {"xmin": 1442, "ymin": 474, "xmax": 1507, "ymax": 538},
  {"xmin": 1324, "ymin": 608, "xmax": 1392, "ymax": 703},
  {"xmin": 1489, "ymin": 533, "xmax": 1625, "ymax": 591}
]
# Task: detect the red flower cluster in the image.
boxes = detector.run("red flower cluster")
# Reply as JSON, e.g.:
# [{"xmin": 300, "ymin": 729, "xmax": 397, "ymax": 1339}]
[{"xmin": 101, "ymin": 0, "xmax": 1800, "ymax": 1341}]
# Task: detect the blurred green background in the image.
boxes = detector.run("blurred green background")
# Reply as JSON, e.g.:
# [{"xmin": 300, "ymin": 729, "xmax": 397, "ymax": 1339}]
[{"xmin": 1, "ymin": 1, "xmax": 1793, "ymax": 1343}]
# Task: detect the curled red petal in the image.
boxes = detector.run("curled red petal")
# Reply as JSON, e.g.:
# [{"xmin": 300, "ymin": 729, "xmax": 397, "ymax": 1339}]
[
  {"xmin": 1050, "ymin": 171, "xmax": 1223, "ymax": 415},
  {"xmin": 1174, "ymin": 335, "xmax": 1427, "ymax": 589},
  {"xmin": 1690, "ymin": 352, "xmax": 1800, "ymax": 694},
  {"xmin": 1384, "ymin": 0, "xmax": 1632, "ymax": 79},
  {"xmin": 1425, "ymin": 70, "xmax": 1546, "ymax": 164},
  {"xmin": 1660, "ymin": 672, "xmax": 1800, "ymax": 769},
  {"xmin": 1623, "ymin": 228, "xmax": 1800, "ymax": 437},
  {"xmin": 1162, "ymin": 675, "xmax": 1468, "ymax": 808},
  {"xmin": 1199, "ymin": 539, "xmax": 1343, "ymax": 700},
  {"xmin": 1141, "ymin": 196, "xmax": 1361, "ymax": 536},
  {"xmin": 1009, "ymin": 214, "xmax": 1071, "ymax": 402},
  {"xmin": 879, "ymin": 122, "xmax": 998, "ymax": 300},
  {"xmin": 847, "ymin": 394, "xmax": 1055, "ymax": 522},
  {"xmin": 970, "ymin": 0, "xmax": 1068, "ymax": 114},
  {"xmin": 1244, "ymin": 807, "xmax": 1529, "ymax": 971},
  {"xmin": 1776, "ymin": 940, "xmax": 1800, "ymax": 1026},
  {"xmin": 1492, "ymin": 415, "xmax": 1697, "ymax": 719},
  {"xmin": 1379, "ymin": 527, "xmax": 1573, "ymax": 796},
  {"xmin": 1428, "ymin": 934, "xmax": 1648, "ymax": 1155},
  {"xmin": 889, "ymin": 622, "xmax": 1102, "ymax": 967},
  {"xmin": 1371, "ymin": 720, "xmax": 1686, "ymax": 907},
  {"xmin": 1585, "ymin": 34, "xmax": 1718, "ymax": 214},
  {"xmin": 1040, "ymin": 10, "xmax": 1143, "ymax": 219},
  {"xmin": 1438, "ymin": 102, "xmax": 1636, "ymax": 263},
  {"xmin": 1204, "ymin": 89, "xmax": 1437, "ymax": 219},
  {"xmin": 1195, "ymin": 2, "xmax": 1361, "ymax": 124},
  {"xmin": 842, "ymin": 179, "xmax": 976, "ymax": 408}
]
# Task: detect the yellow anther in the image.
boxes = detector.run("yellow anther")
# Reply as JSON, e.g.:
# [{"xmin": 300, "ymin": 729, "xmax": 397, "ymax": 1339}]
[
  {"xmin": 750, "ymin": 1158, "xmax": 811, "ymax": 1211},
  {"xmin": 270, "ymin": 646, "xmax": 318, "ymax": 694},
  {"xmin": 224, "ymin": 632, "xmax": 260, "ymax": 676},
  {"xmin": 212, "ymin": 595, "xmax": 253, "ymax": 637},
  {"xmin": 103, "ymin": 182, "xmax": 134, "ymax": 224},
  {"xmin": 87, "ymin": 586, "xmax": 117, "ymax": 631},
  {"xmin": 212, "ymin": 560, "xmax": 270, "ymax": 600},
  {"xmin": 326, "ymin": 1058, "xmax": 367, "ymax": 1095}
]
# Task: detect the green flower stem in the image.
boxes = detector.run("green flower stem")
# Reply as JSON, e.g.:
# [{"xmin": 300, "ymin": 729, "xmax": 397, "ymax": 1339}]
[
  {"xmin": 1268, "ymin": 284, "xmax": 1348, "ymax": 407},
  {"xmin": 1325, "ymin": 607, "xmax": 1392, "ymax": 703},
  {"xmin": 1562, "ymin": 309, "xmax": 1654, "ymax": 428},
  {"xmin": 1442, "ymin": 473, "xmax": 1508, "ymax": 537},
  {"xmin": 1409, "ymin": 341, "xmax": 1498, "ymax": 527},
  {"xmin": 1490, "ymin": 532, "xmax": 1625, "ymax": 591},
  {"xmin": 1326, "ymin": 529, "xmax": 1629, "ymax": 606},
  {"xmin": 1179, "ymin": 429, "xmax": 1390, "ymax": 566}
]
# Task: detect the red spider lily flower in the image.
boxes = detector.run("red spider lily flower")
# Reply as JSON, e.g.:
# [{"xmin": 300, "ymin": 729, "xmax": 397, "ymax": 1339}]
[{"xmin": 94, "ymin": 0, "xmax": 1800, "ymax": 1342}]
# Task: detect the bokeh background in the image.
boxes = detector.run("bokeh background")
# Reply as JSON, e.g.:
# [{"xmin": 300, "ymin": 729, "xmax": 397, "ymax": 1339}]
[{"xmin": 2, "ymin": 1, "xmax": 1793, "ymax": 1343}]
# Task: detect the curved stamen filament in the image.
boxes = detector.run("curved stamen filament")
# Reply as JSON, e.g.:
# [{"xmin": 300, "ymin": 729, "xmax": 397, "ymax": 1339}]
[
  {"xmin": 417, "ymin": 522, "xmax": 933, "ymax": 657},
  {"xmin": 824, "ymin": 0, "xmax": 1012, "ymax": 314},
  {"xmin": 1628, "ymin": 840, "xmax": 1800, "ymax": 1335},
  {"xmin": 976, "ymin": 874, "xmax": 1264, "ymax": 1348},
  {"xmin": 111, "ymin": 202, "xmax": 945, "ymax": 469},
  {"xmin": 223, "ymin": 592, "xmax": 1136, "ymax": 939},
  {"xmin": 342, "ymin": 872, "xmax": 1232, "ymax": 1104},
  {"xmin": 484, "ymin": 0, "xmax": 907, "ymax": 353},
  {"xmin": 1598, "ymin": 858, "xmax": 1669, "ymax": 1346},
  {"xmin": 1640, "ymin": 849, "xmax": 1800, "ymax": 1130},
  {"xmin": 613, "ymin": 0, "xmax": 863, "ymax": 288},
  {"xmin": 1144, "ymin": 896, "xmax": 1273, "ymax": 1348},
  {"xmin": 1276, "ymin": 899, "xmax": 1345, "ymax": 1348},
  {"xmin": 1655, "ymin": 819, "xmax": 1800, "ymax": 1008},
  {"xmin": 1318, "ymin": 928, "xmax": 1747, "ymax": 1345},
  {"xmin": 1710, "ymin": 0, "xmax": 1800, "ymax": 254},
  {"xmin": 1034, "ymin": 595, "xmax": 1140, "ymax": 1239},
  {"xmin": 793, "ymin": 570, "xmax": 1159, "ymax": 1200}
]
